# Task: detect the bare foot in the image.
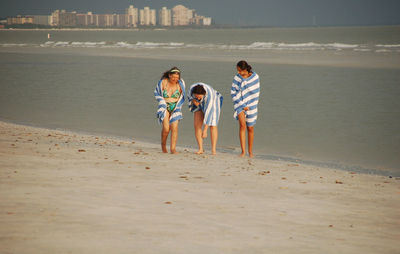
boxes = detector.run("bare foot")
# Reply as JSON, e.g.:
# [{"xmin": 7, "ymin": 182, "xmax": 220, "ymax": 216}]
[
  {"xmin": 195, "ymin": 150, "xmax": 204, "ymax": 154},
  {"xmin": 162, "ymin": 146, "xmax": 168, "ymax": 153},
  {"xmin": 171, "ymin": 150, "xmax": 179, "ymax": 154},
  {"xmin": 211, "ymin": 150, "xmax": 217, "ymax": 155},
  {"xmin": 249, "ymin": 153, "xmax": 254, "ymax": 158},
  {"xmin": 239, "ymin": 152, "xmax": 245, "ymax": 158}
]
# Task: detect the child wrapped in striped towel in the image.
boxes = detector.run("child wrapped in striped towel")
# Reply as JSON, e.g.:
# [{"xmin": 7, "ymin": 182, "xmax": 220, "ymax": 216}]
[
  {"xmin": 154, "ymin": 67, "xmax": 185, "ymax": 154},
  {"xmin": 154, "ymin": 79, "xmax": 185, "ymax": 124},
  {"xmin": 231, "ymin": 60, "xmax": 260, "ymax": 157},
  {"xmin": 188, "ymin": 82, "xmax": 223, "ymax": 155}
]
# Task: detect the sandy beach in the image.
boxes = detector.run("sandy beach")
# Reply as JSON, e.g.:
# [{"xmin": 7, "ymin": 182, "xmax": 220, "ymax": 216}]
[{"xmin": 0, "ymin": 120, "xmax": 399, "ymax": 253}]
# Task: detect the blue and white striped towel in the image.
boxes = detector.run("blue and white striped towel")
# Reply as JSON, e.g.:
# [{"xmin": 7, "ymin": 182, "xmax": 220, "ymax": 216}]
[
  {"xmin": 188, "ymin": 82, "xmax": 223, "ymax": 126},
  {"xmin": 154, "ymin": 79, "xmax": 185, "ymax": 124},
  {"xmin": 231, "ymin": 72, "xmax": 260, "ymax": 126}
]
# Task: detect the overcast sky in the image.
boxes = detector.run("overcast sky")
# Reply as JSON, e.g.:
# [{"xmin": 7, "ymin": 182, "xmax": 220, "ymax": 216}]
[{"xmin": 1, "ymin": 0, "xmax": 400, "ymax": 27}]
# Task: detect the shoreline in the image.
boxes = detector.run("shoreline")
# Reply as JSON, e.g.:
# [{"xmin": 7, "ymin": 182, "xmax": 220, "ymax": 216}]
[
  {"xmin": 1, "ymin": 120, "xmax": 399, "ymax": 253},
  {"xmin": 1, "ymin": 24, "xmax": 400, "ymax": 31},
  {"xmin": 1, "ymin": 119, "xmax": 398, "ymax": 177}
]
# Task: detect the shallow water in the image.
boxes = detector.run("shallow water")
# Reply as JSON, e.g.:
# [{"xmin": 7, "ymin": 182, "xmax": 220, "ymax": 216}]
[{"xmin": 1, "ymin": 27, "xmax": 399, "ymax": 175}]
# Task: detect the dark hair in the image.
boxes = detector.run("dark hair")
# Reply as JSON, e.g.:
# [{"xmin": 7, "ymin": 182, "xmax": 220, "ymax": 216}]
[
  {"xmin": 192, "ymin": 84, "xmax": 206, "ymax": 95},
  {"xmin": 236, "ymin": 60, "xmax": 252, "ymax": 73},
  {"xmin": 161, "ymin": 66, "xmax": 181, "ymax": 80}
]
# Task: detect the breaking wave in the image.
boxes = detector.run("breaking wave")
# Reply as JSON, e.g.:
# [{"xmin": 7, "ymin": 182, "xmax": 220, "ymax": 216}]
[
  {"xmin": 1, "ymin": 41, "xmax": 400, "ymax": 53},
  {"xmin": 39, "ymin": 41, "xmax": 400, "ymax": 52}
]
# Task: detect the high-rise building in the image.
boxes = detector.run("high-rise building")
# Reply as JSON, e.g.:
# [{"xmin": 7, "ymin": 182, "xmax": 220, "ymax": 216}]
[
  {"xmin": 51, "ymin": 10, "xmax": 60, "ymax": 26},
  {"xmin": 139, "ymin": 8, "xmax": 146, "ymax": 25},
  {"xmin": 76, "ymin": 12, "xmax": 128, "ymax": 27},
  {"xmin": 187, "ymin": 9, "xmax": 195, "ymax": 21},
  {"xmin": 33, "ymin": 15, "xmax": 51, "ymax": 26},
  {"xmin": 114, "ymin": 14, "xmax": 128, "ymax": 27},
  {"xmin": 191, "ymin": 15, "xmax": 212, "ymax": 26},
  {"xmin": 159, "ymin": 7, "xmax": 171, "ymax": 26},
  {"xmin": 7, "ymin": 16, "xmax": 34, "ymax": 25},
  {"xmin": 140, "ymin": 7, "xmax": 156, "ymax": 26},
  {"xmin": 8, "ymin": 4, "xmax": 211, "ymax": 28},
  {"xmin": 104, "ymin": 14, "xmax": 114, "ymax": 27},
  {"xmin": 51, "ymin": 10, "xmax": 76, "ymax": 26},
  {"xmin": 202, "ymin": 17, "xmax": 212, "ymax": 26},
  {"xmin": 149, "ymin": 9, "xmax": 156, "ymax": 26},
  {"xmin": 172, "ymin": 5, "xmax": 194, "ymax": 26},
  {"xmin": 61, "ymin": 10, "xmax": 77, "ymax": 27},
  {"xmin": 76, "ymin": 12, "xmax": 95, "ymax": 26},
  {"xmin": 126, "ymin": 5, "xmax": 138, "ymax": 27}
]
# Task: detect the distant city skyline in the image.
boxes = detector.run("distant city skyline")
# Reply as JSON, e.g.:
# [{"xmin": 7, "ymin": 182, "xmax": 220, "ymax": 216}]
[
  {"xmin": 5, "ymin": 4, "xmax": 212, "ymax": 28},
  {"xmin": 1, "ymin": 0, "xmax": 400, "ymax": 27}
]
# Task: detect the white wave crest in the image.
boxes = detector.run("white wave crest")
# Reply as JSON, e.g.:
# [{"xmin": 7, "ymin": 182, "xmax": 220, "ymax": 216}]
[
  {"xmin": 248, "ymin": 42, "xmax": 275, "ymax": 48},
  {"xmin": 0, "ymin": 43, "xmax": 29, "ymax": 47},
  {"xmin": 376, "ymin": 44, "xmax": 400, "ymax": 48},
  {"xmin": 41, "ymin": 41, "xmax": 54, "ymax": 46},
  {"xmin": 135, "ymin": 41, "xmax": 185, "ymax": 48},
  {"xmin": 278, "ymin": 42, "xmax": 322, "ymax": 48},
  {"xmin": 71, "ymin": 41, "xmax": 106, "ymax": 47},
  {"xmin": 18, "ymin": 40, "xmax": 400, "ymax": 55},
  {"xmin": 114, "ymin": 42, "xmax": 133, "ymax": 48},
  {"xmin": 326, "ymin": 43, "xmax": 359, "ymax": 49},
  {"xmin": 376, "ymin": 49, "xmax": 392, "ymax": 53},
  {"xmin": 54, "ymin": 41, "xmax": 70, "ymax": 46}
]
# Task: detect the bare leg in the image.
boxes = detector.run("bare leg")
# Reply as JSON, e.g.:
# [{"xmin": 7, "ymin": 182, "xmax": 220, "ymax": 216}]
[
  {"xmin": 161, "ymin": 111, "xmax": 171, "ymax": 153},
  {"xmin": 210, "ymin": 126, "xmax": 218, "ymax": 155},
  {"xmin": 247, "ymin": 126, "xmax": 254, "ymax": 158},
  {"xmin": 170, "ymin": 121, "xmax": 179, "ymax": 154},
  {"xmin": 238, "ymin": 112, "xmax": 246, "ymax": 157},
  {"xmin": 194, "ymin": 111, "xmax": 204, "ymax": 154}
]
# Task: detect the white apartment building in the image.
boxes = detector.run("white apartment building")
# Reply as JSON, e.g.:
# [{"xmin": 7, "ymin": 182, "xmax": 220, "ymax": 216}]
[
  {"xmin": 140, "ymin": 7, "xmax": 156, "ymax": 26},
  {"xmin": 202, "ymin": 17, "xmax": 212, "ymax": 26},
  {"xmin": 14, "ymin": 4, "xmax": 210, "ymax": 28},
  {"xmin": 172, "ymin": 5, "xmax": 195, "ymax": 26},
  {"xmin": 192, "ymin": 15, "xmax": 212, "ymax": 26},
  {"xmin": 126, "ymin": 5, "xmax": 138, "ymax": 27},
  {"xmin": 33, "ymin": 15, "xmax": 51, "ymax": 26},
  {"xmin": 159, "ymin": 7, "xmax": 171, "ymax": 26},
  {"xmin": 51, "ymin": 10, "xmax": 77, "ymax": 26},
  {"xmin": 51, "ymin": 10, "xmax": 60, "ymax": 26},
  {"xmin": 150, "ymin": 9, "xmax": 156, "ymax": 26}
]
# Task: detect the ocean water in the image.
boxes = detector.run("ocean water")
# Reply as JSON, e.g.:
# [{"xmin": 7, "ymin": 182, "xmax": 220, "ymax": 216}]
[{"xmin": 1, "ymin": 26, "xmax": 399, "ymax": 175}]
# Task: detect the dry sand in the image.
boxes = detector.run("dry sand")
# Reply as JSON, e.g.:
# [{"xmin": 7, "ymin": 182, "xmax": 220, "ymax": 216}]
[{"xmin": 0, "ymin": 121, "xmax": 399, "ymax": 254}]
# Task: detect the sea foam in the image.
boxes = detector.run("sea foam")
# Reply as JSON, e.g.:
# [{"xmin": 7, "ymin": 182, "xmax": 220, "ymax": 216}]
[{"xmin": 4, "ymin": 40, "xmax": 400, "ymax": 54}]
